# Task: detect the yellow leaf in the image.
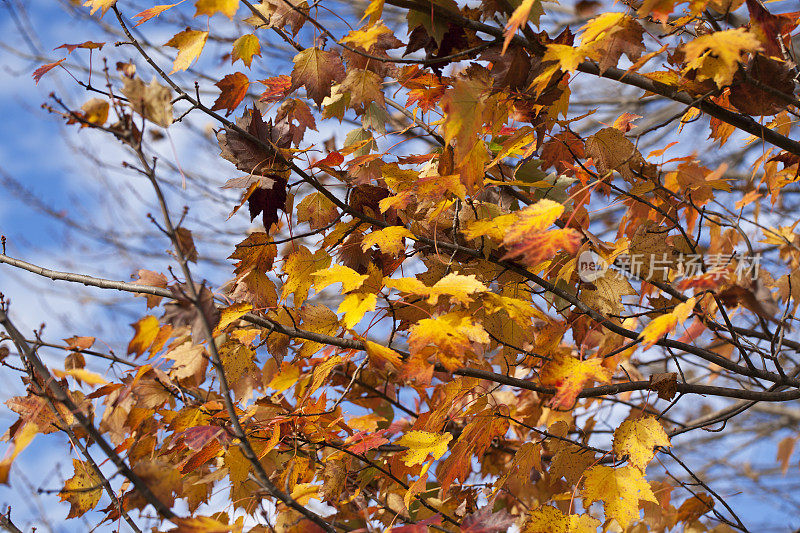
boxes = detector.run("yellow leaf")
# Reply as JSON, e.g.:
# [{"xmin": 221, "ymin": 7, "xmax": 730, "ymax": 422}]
[
  {"xmin": 409, "ymin": 312, "xmax": 490, "ymax": 371},
  {"xmin": 268, "ymin": 362, "xmax": 300, "ymax": 393},
  {"xmin": 338, "ymin": 293, "xmax": 377, "ymax": 329},
  {"xmin": 683, "ymin": 28, "xmax": 761, "ymax": 87},
  {"xmin": 59, "ymin": 459, "xmax": 103, "ymax": 518},
  {"xmin": 582, "ymin": 465, "xmax": 657, "ymax": 529},
  {"xmin": 396, "ymin": 431, "xmax": 453, "ymax": 466},
  {"xmin": 365, "ymin": 340, "xmax": 402, "ymax": 370},
  {"xmin": 81, "ymin": 98, "xmax": 109, "ymax": 126},
  {"xmin": 404, "ymin": 460, "xmax": 432, "ymax": 508},
  {"xmin": 361, "ymin": 0, "xmax": 384, "ymax": 24},
  {"xmin": 0, "ymin": 422, "xmax": 38, "ymax": 484},
  {"xmin": 522, "ymin": 505, "xmax": 601, "ymax": 533},
  {"xmin": 167, "ymin": 516, "xmax": 239, "ymax": 532},
  {"xmin": 504, "ymin": 199, "xmax": 564, "ymax": 239},
  {"xmin": 83, "ymin": 0, "xmax": 116, "ymax": 17},
  {"xmin": 133, "ymin": 3, "xmax": 179, "ymax": 26},
  {"xmin": 127, "ymin": 315, "xmax": 160, "ymax": 356},
  {"xmin": 540, "ymin": 354, "xmax": 612, "ymax": 410},
  {"xmin": 281, "ymin": 246, "xmax": 332, "ymax": 305},
  {"xmin": 503, "ymin": 0, "xmax": 543, "ymax": 53},
  {"xmin": 462, "ymin": 213, "xmax": 516, "ymax": 242},
  {"xmin": 581, "ymin": 269, "xmax": 636, "ymax": 316},
  {"xmin": 52, "ymin": 368, "xmax": 108, "ymax": 386},
  {"xmin": 543, "ymin": 44, "xmax": 586, "ymax": 73},
  {"xmin": 194, "ymin": 0, "xmax": 239, "ymax": 18},
  {"xmin": 613, "ymin": 417, "xmax": 671, "ymax": 470},
  {"xmin": 361, "ymin": 226, "xmax": 414, "ymax": 255},
  {"xmin": 313, "ymin": 264, "xmax": 368, "ymax": 293},
  {"xmin": 502, "ymin": 199, "xmax": 582, "ymax": 267},
  {"xmin": 310, "ymin": 355, "xmax": 343, "ymax": 393},
  {"xmin": 165, "ymin": 29, "xmax": 209, "ymax": 73},
  {"xmin": 214, "ymin": 302, "xmax": 253, "ymax": 335},
  {"xmin": 639, "ymin": 297, "xmax": 695, "ymax": 349},
  {"xmin": 290, "ymin": 483, "xmax": 320, "ymax": 505},
  {"xmin": 341, "ymin": 22, "xmax": 391, "ymax": 52},
  {"xmin": 232, "ymin": 34, "xmax": 261, "ymax": 68},
  {"xmin": 386, "ymin": 273, "xmax": 488, "ymax": 306}
]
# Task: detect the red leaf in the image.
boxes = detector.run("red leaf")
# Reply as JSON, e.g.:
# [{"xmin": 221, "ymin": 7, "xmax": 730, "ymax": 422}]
[
  {"xmin": 54, "ymin": 41, "xmax": 105, "ymax": 54},
  {"xmin": 247, "ymin": 178, "xmax": 288, "ymax": 230},
  {"xmin": 311, "ymin": 151, "xmax": 344, "ymax": 168},
  {"xmin": 211, "ymin": 72, "xmax": 250, "ymax": 116},
  {"xmin": 32, "ymin": 59, "xmax": 66, "ymax": 84},
  {"xmin": 258, "ymin": 75, "xmax": 292, "ymax": 103}
]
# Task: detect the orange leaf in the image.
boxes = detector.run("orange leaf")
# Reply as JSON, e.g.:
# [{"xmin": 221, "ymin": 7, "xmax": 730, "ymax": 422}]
[
  {"xmin": 32, "ymin": 59, "xmax": 66, "ymax": 84},
  {"xmin": 211, "ymin": 72, "xmax": 250, "ymax": 116},
  {"xmin": 133, "ymin": 3, "xmax": 181, "ymax": 26},
  {"xmin": 540, "ymin": 354, "xmax": 612, "ymax": 409}
]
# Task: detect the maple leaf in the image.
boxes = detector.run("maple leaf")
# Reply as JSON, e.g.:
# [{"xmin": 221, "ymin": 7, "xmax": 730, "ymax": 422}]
[
  {"xmin": 541, "ymin": 131, "xmax": 585, "ymax": 173},
  {"xmin": 540, "ymin": 354, "xmax": 612, "ymax": 409},
  {"xmin": 361, "ymin": 226, "xmax": 414, "ymax": 256},
  {"xmin": 503, "ymin": 0, "xmax": 544, "ymax": 54},
  {"xmin": 32, "ymin": 59, "xmax": 66, "ymax": 84},
  {"xmin": 582, "ymin": 465, "xmax": 657, "ymax": 529},
  {"xmin": 683, "ymin": 28, "xmax": 762, "ymax": 88},
  {"xmin": 54, "ymin": 41, "xmax": 105, "ymax": 54},
  {"xmin": 745, "ymin": 0, "xmax": 799, "ymax": 57},
  {"xmin": 312, "ymin": 264, "xmax": 368, "ymax": 293},
  {"xmin": 128, "ymin": 315, "xmax": 161, "ymax": 356},
  {"xmin": 341, "ymin": 22, "xmax": 392, "ymax": 52},
  {"xmin": 164, "ymin": 341, "xmax": 208, "ymax": 385},
  {"xmin": 59, "ymin": 459, "xmax": 103, "ymax": 518},
  {"xmin": 232, "ymin": 34, "xmax": 261, "ymax": 68},
  {"xmin": 194, "ymin": 0, "xmax": 239, "ymax": 18},
  {"xmin": 639, "ymin": 297, "xmax": 695, "ymax": 349},
  {"xmin": 461, "ymin": 506, "xmax": 516, "ymax": 533},
  {"xmin": 211, "ymin": 72, "xmax": 250, "ymax": 116},
  {"xmin": 121, "ymin": 77, "xmax": 174, "ymax": 128},
  {"xmin": 338, "ymin": 293, "xmax": 377, "ymax": 328},
  {"xmin": 296, "ymin": 192, "xmax": 339, "ymax": 230},
  {"xmin": 290, "ymin": 48, "xmax": 345, "ymax": 105},
  {"xmin": 228, "ymin": 232, "xmax": 276, "ymax": 274},
  {"xmin": 543, "ymin": 43, "xmax": 586, "ymax": 73},
  {"xmin": 441, "ymin": 77, "xmax": 487, "ymax": 169},
  {"xmin": 386, "ymin": 273, "xmax": 488, "ymax": 306},
  {"xmin": 281, "ymin": 246, "xmax": 332, "ymax": 305},
  {"xmin": 580, "ymin": 269, "xmax": 636, "ymax": 316},
  {"xmin": 521, "ymin": 506, "xmax": 600, "ymax": 533},
  {"xmin": 395, "ymin": 430, "xmax": 452, "ymax": 466},
  {"xmin": 501, "ymin": 199, "xmax": 581, "ymax": 266},
  {"xmin": 165, "ymin": 29, "xmax": 208, "ymax": 73},
  {"xmin": 167, "ymin": 516, "xmax": 239, "ymax": 532},
  {"xmin": 677, "ymin": 492, "xmax": 715, "ymax": 522},
  {"xmin": 175, "ymin": 227, "xmax": 198, "ymax": 262},
  {"xmin": 134, "ymin": 269, "xmax": 168, "ymax": 308},
  {"xmin": 649, "ymin": 372, "xmax": 678, "ymax": 400},
  {"xmin": 133, "ymin": 3, "xmax": 179, "ymax": 26},
  {"xmin": 162, "ymin": 283, "xmax": 221, "ymax": 341},
  {"xmin": 258, "ymin": 75, "xmax": 292, "ymax": 103},
  {"xmin": 580, "ymin": 12, "xmax": 644, "ymax": 72},
  {"xmin": 244, "ymin": 0, "xmax": 309, "ymax": 35},
  {"xmin": 83, "ymin": 0, "xmax": 116, "ymax": 17},
  {"xmin": 613, "ymin": 417, "xmax": 671, "ymax": 470},
  {"xmin": 340, "ymin": 68, "xmax": 385, "ymax": 111},
  {"xmin": 408, "ymin": 312, "xmax": 489, "ymax": 370}
]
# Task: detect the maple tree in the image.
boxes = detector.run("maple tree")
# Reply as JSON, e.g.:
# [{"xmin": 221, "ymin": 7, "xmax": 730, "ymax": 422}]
[{"xmin": 3, "ymin": 0, "xmax": 800, "ymax": 530}]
